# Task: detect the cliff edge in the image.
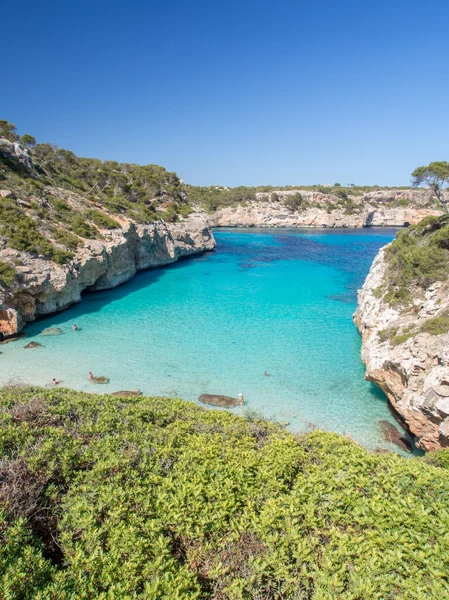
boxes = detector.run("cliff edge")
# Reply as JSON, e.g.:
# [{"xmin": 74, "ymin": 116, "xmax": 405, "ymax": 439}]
[
  {"xmin": 354, "ymin": 215, "xmax": 449, "ymax": 451},
  {"xmin": 0, "ymin": 210, "xmax": 215, "ymax": 337},
  {"xmin": 0, "ymin": 138, "xmax": 215, "ymax": 336},
  {"xmin": 212, "ymin": 190, "xmax": 442, "ymax": 228}
]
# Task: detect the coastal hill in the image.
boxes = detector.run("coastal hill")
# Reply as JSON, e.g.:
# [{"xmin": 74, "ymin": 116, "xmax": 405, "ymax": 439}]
[
  {"xmin": 2, "ymin": 385, "xmax": 449, "ymax": 598},
  {"xmin": 0, "ymin": 125, "xmax": 215, "ymax": 338},
  {"xmin": 355, "ymin": 215, "xmax": 449, "ymax": 451}
]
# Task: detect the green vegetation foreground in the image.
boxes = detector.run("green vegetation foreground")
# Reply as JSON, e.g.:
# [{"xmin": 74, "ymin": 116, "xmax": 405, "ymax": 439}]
[{"xmin": 1, "ymin": 387, "xmax": 449, "ymax": 599}]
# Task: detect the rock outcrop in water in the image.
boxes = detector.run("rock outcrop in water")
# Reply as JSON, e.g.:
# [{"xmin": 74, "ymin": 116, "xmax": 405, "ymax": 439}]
[
  {"xmin": 198, "ymin": 394, "xmax": 243, "ymax": 408},
  {"xmin": 211, "ymin": 190, "xmax": 441, "ymax": 228},
  {"xmin": 354, "ymin": 239, "xmax": 449, "ymax": 452},
  {"xmin": 0, "ymin": 212, "xmax": 215, "ymax": 337}
]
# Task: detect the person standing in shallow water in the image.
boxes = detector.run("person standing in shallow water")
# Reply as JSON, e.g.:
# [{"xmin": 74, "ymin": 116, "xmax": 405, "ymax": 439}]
[
  {"xmin": 72, "ymin": 324, "xmax": 78, "ymax": 331},
  {"xmin": 88, "ymin": 372, "xmax": 93, "ymax": 380},
  {"xmin": 238, "ymin": 393, "xmax": 244, "ymax": 404}
]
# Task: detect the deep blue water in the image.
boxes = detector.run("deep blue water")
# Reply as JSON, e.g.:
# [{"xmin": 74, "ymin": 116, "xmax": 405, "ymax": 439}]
[{"xmin": 0, "ymin": 227, "xmax": 411, "ymax": 452}]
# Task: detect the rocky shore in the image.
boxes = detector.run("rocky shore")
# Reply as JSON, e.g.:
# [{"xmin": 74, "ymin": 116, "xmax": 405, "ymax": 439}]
[
  {"xmin": 211, "ymin": 189, "xmax": 441, "ymax": 228},
  {"xmin": 0, "ymin": 213, "xmax": 215, "ymax": 337},
  {"xmin": 354, "ymin": 246, "xmax": 449, "ymax": 452}
]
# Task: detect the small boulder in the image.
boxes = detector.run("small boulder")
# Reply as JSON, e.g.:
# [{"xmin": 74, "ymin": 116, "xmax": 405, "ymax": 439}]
[
  {"xmin": 24, "ymin": 341, "xmax": 42, "ymax": 349},
  {"xmin": 0, "ymin": 189, "xmax": 16, "ymax": 199},
  {"xmin": 40, "ymin": 327, "xmax": 64, "ymax": 336},
  {"xmin": 379, "ymin": 420, "xmax": 413, "ymax": 452},
  {"xmin": 199, "ymin": 394, "xmax": 242, "ymax": 408},
  {"xmin": 91, "ymin": 376, "xmax": 109, "ymax": 384}
]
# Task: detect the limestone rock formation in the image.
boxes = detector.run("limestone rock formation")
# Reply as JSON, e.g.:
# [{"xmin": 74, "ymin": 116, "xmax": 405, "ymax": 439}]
[
  {"xmin": 0, "ymin": 139, "xmax": 34, "ymax": 171},
  {"xmin": 211, "ymin": 190, "xmax": 441, "ymax": 228},
  {"xmin": 354, "ymin": 247, "xmax": 449, "ymax": 451},
  {"xmin": 0, "ymin": 212, "xmax": 215, "ymax": 337}
]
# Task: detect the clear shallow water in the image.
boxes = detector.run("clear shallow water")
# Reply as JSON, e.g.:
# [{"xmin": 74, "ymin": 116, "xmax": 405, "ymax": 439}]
[{"xmin": 0, "ymin": 228, "xmax": 413, "ymax": 452}]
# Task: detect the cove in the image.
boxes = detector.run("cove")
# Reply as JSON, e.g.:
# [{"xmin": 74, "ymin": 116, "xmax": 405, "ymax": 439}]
[{"xmin": 0, "ymin": 228, "xmax": 410, "ymax": 452}]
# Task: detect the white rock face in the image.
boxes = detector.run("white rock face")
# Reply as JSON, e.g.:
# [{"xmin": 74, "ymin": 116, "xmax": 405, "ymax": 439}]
[
  {"xmin": 211, "ymin": 190, "xmax": 441, "ymax": 228},
  {"xmin": 354, "ymin": 248, "xmax": 449, "ymax": 451},
  {"xmin": 0, "ymin": 214, "xmax": 215, "ymax": 337},
  {"xmin": 0, "ymin": 139, "xmax": 34, "ymax": 171}
]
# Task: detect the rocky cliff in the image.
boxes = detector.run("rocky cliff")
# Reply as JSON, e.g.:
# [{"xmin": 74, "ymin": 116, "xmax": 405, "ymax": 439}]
[
  {"xmin": 212, "ymin": 190, "xmax": 441, "ymax": 228},
  {"xmin": 0, "ymin": 212, "xmax": 215, "ymax": 337},
  {"xmin": 0, "ymin": 135, "xmax": 216, "ymax": 337},
  {"xmin": 354, "ymin": 220, "xmax": 449, "ymax": 451}
]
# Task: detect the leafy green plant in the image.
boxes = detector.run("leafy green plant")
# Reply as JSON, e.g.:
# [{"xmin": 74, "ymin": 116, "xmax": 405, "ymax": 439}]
[
  {"xmin": 70, "ymin": 215, "xmax": 98, "ymax": 239},
  {"xmin": 284, "ymin": 192, "xmax": 303, "ymax": 211},
  {"xmin": 383, "ymin": 217, "xmax": 449, "ymax": 305},
  {"xmin": 178, "ymin": 204, "xmax": 193, "ymax": 218},
  {"xmin": 51, "ymin": 228, "xmax": 82, "ymax": 251},
  {"xmin": 85, "ymin": 209, "xmax": 119, "ymax": 229},
  {"xmin": 420, "ymin": 311, "xmax": 449, "ymax": 335},
  {"xmin": 2, "ymin": 387, "xmax": 449, "ymax": 599},
  {"xmin": 0, "ymin": 261, "xmax": 16, "ymax": 286}
]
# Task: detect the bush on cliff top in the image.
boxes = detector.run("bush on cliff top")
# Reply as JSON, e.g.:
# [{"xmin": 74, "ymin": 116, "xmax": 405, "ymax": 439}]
[
  {"xmin": 383, "ymin": 215, "xmax": 449, "ymax": 305},
  {"xmin": 1, "ymin": 386, "xmax": 449, "ymax": 599}
]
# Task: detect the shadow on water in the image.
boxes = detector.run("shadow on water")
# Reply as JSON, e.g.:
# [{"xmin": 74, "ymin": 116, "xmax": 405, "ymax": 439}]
[
  {"xmin": 29, "ymin": 251, "xmax": 215, "ymax": 326},
  {"xmin": 367, "ymin": 381, "xmax": 424, "ymax": 456}
]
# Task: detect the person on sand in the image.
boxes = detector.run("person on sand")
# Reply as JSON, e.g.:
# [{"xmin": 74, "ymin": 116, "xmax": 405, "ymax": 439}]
[
  {"xmin": 264, "ymin": 371, "xmax": 270, "ymax": 376},
  {"xmin": 72, "ymin": 324, "xmax": 78, "ymax": 331},
  {"xmin": 238, "ymin": 393, "xmax": 244, "ymax": 404},
  {"xmin": 88, "ymin": 372, "xmax": 94, "ymax": 380}
]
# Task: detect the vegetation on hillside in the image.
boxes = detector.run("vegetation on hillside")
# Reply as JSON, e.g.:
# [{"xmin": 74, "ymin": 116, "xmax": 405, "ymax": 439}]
[
  {"xmin": 186, "ymin": 183, "xmax": 425, "ymax": 214},
  {"xmin": 0, "ymin": 120, "xmax": 442, "ymax": 273},
  {"xmin": 381, "ymin": 215, "xmax": 449, "ymax": 307},
  {"xmin": 0, "ymin": 120, "xmax": 200, "ymax": 271},
  {"xmin": 1, "ymin": 386, "xmax": 449, "ymax": 599}
]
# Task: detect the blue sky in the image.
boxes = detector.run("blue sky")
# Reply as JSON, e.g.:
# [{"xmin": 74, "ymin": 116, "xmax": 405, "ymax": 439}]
[{"xmin": 3, "ymin": 0, "xmax": 448, "ymax": 187}]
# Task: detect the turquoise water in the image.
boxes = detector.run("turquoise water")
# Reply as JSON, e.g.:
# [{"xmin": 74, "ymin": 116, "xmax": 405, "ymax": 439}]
[{"xmin": 0, "ymin": 228, "xmax": 411, "ymax": 452}]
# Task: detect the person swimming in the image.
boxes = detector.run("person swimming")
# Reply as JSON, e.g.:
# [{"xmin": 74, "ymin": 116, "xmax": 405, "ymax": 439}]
[
  {"xmin": 51, "ymin": 378, "xmax": 59, "ymax": 385},
  {"xmin": 264, "ymin": 371, "xmax": 270, "ymax": 376},
  {"xmin": 88, "ymin": 372, "xmax": 93, "ymax": 380},
  {"xmin": 72, "ymin": 324, "xmax": 78, "ymax": 331}
]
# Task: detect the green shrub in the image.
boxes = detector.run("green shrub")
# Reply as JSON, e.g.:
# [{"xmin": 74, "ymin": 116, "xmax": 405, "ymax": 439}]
[
  {"xmin": 372, "ymin": 285, "xmax": 383, "ymax": 298},
  {"xmin": 378, "ymin": 326, "xmax": 417, "ymax": 346},
  {"xmin": 0, "ymin": 261, "xmax": 16, "ymax": 286},
  {"xmin": 378, "ymin": 327, "xmax": 396, "ymax": 342},
  {"xmin": 51, "ymin": 228, "xmax": 82, "ymax": 251},
  {"xmin": 52, "ymin": 198, "xmax": 71, "ymax": 212},
  {"xmin": 424, "ymin": 448, "xmax": 449, "ymax": 469},
  {"xmin": 2, "ymin": 387, "xmax": 449, "ymax": 599},
  {"xmin": 178, "ymin": 204, "xmax": 193, "ymax": 218},
  {"xmin": 85, "ymin": 209, "xmax": 120, "ymax": 229},
  {"xmin": 51, "ymin": 248, "xmax": 73, "ymax": 264},
  {"xmin": 0, "ymin": 199, "xmax": 55, "ymax": 256},
  {"xmin": 384, "ymin": 218, "xmax": 449, "ymax": 306},
  {"xmin": 391, "ymin": 329, "xmax": 416, "ymax": 346},
  {"xmin": 70, "ymin": 215, "xmax": 98, "ymax": 239},
  {"xmin": 284, "ymin": 192, "xmax": 303, "ymax": 211},
  {"xmin": 420, "ymin": 312, "xmax": 449, "ymax": 336}
]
